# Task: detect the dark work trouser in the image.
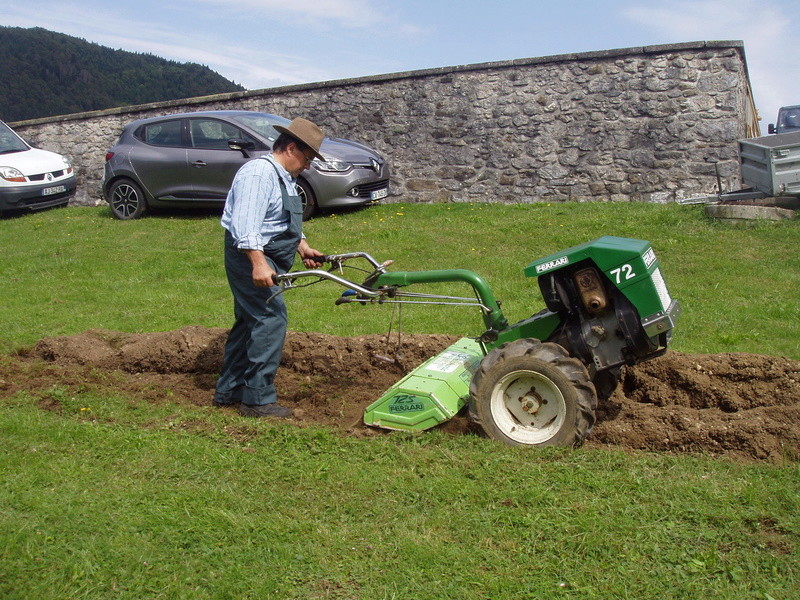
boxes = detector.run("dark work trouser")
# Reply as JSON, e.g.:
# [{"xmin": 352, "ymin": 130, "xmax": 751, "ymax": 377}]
[
  {"xmin": 213, "ymin": 233, "xmax": 289, "ymax": 406},
  {"xmin": 214, "ymin": 164, "xmax": 303, "ymax": 406}
]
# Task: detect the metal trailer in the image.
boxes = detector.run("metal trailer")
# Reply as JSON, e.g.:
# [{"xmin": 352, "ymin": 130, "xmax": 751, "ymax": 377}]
[
  {"xmin": 717, "ymin": 132, "xmax": 800, "ymax": 201},
  {"xmin": 735, "ymin": 131, "xmax": 800, "ymax": 199},
  {"xmin": 697, "ymin": 131, "xmax": 800, "ymax": 203}
]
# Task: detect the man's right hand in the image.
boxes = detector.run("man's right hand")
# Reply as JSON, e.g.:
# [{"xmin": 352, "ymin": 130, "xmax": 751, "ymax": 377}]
[{"xmin": 244, "ymin": 249, "xmax": 278, "ymax": 287}]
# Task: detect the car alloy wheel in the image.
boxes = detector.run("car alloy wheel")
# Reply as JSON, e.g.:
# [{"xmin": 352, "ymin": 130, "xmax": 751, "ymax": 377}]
[{"xmin": 108, "ymin": 179, "xmax": 148, "ymax": 220}]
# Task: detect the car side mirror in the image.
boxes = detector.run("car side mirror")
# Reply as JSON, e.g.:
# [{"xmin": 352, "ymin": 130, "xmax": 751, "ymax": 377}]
[
  {"xmin": 768, "ymin": 124, "xmax": 776, "ymax": 134},
  {"xmin": 228, "ymin": 138, "xmax": 255, "ymax": 157}
]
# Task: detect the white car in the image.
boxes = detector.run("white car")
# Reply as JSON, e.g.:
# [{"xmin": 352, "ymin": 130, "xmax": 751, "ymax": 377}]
[{"xmin": 0, "ymin": 120, "xmax": 76, "ymax": 215}]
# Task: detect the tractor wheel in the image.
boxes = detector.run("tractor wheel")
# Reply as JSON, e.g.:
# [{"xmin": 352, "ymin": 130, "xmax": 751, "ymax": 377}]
[{"xmin": 469, "ymin": 339, "xmax": 597, "ymax": 447}]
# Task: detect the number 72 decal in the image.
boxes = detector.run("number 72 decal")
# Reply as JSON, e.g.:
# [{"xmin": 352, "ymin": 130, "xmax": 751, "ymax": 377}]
[{"xmin": 609, "ymin": 264, "xmax": 636, "ymax": 284}]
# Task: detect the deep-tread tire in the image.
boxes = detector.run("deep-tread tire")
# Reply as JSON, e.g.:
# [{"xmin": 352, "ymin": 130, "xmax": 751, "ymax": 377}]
[
  {"xmin": 108, "ymin": 179, "xmax": 148, "ymax": 220},
  {"xmin": 296, "ymin": 178, "xmax": 317, "ymax": 221},
  {"xmin": 469, "ymin": 339, "xmax": 597, "ymax": 447}
]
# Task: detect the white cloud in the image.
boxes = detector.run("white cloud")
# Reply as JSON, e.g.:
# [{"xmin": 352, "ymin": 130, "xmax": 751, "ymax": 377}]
[
  {"xmin": 3, "ymin": 2, "xmax": 333, "ymax": 88},
  {"xmin": 97, "ymin": 30, "xmax": 330, "ymax": 88},
  {"xmin": 623, "ymin": 0, "xmax": 783, "ymax": 37},
  {"xmin": 193, "ymin": 0, "xmax": 387, "ymax": 30},
  {"xmin": 623, "ymin": 0, "xmax": 799, "ymax": 129}
]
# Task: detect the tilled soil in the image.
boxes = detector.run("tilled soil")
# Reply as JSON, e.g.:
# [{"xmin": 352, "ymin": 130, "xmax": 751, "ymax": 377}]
[{"xmin": 3, "ymin": 326, "xmax": 799, "ymax": 463}]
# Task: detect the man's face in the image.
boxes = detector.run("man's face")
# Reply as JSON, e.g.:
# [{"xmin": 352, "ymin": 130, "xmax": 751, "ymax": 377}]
[{"xmin": 286, "ymin": 143, "xmax": 315, "ymax": 177}]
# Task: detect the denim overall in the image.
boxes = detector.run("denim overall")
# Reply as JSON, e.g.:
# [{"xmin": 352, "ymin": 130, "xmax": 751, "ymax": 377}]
[{"xmin": 214, "ymin": 162, "xmax": 303, "ymax": 407}]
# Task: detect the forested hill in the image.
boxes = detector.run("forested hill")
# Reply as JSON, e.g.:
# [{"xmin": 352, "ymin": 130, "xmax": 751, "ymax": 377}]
[{"xmin": 0, "ymin": 26, "xmax": 246, "ymax": 122}]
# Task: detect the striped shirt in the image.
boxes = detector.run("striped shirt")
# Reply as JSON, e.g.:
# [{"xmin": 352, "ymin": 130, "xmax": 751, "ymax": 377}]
[{"xmin": 220, "ymin": 154, "xmax": 297, "ymax": 250}]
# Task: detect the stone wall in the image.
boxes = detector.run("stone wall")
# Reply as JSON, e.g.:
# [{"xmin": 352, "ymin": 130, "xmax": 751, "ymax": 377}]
[{"xmin": 10, "ymin": 41, "xmax": 757, "ymax": 207}]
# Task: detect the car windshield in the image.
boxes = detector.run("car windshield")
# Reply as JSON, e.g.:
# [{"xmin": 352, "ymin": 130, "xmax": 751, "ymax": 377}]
[
  {"xmin": 0, "ymin": 121, "xmax": 29, "ymax": 154},
  {"xmin": 778, "ymin": 108, "xmax": 800, "ymax": 131},
  {"xmin": 228, "ymin": 113, "xmax": 290, "ymax": 142}
]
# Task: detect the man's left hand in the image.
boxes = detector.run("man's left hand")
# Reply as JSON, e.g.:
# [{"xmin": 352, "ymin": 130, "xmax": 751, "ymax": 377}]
[{"xmin": 298, "ymin": 239, "xmax": 325, "ymax": 268}]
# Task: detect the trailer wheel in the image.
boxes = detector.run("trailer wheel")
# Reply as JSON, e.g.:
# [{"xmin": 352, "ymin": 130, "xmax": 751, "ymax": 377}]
[{"xmin": 469, "ymin": 339, "xmax": 597, "ymax": 447}]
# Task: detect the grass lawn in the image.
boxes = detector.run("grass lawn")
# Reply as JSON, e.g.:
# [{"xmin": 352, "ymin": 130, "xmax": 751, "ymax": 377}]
[{"xmin": 0, "ymin": 202, "xmax": 798, "ymax": 599}]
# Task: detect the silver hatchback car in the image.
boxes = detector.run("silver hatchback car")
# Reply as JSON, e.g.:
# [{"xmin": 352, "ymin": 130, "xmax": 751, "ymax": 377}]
[{"xmin": 103, "ymin": 110, "xmax": 390, "ymax": 220}]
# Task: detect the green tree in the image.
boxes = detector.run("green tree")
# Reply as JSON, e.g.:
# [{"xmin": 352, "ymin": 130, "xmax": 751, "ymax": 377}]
[{"xmin": 0, "ymin": 26, "xmax": 245, "ymax": 122}]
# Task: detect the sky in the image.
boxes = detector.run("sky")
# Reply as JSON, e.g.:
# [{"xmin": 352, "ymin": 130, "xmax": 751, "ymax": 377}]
[{"xmin": 3, "ymin": 0, "xmax": 798, "ymax": 131}]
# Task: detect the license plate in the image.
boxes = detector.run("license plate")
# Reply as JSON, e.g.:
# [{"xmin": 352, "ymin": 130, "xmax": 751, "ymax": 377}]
[
  {"xmin": 42, "ymin": 185, "xmax": 66, "ymax": 196},
  {"xmin": 370, "ymin": 188, "xmax": 388, "ymax": 201}
]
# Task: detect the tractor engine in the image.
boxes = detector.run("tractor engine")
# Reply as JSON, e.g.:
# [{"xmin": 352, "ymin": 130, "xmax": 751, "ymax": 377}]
[{"xmin": 538, "ymin": 261, "xmax": 665, "ymax": 374}]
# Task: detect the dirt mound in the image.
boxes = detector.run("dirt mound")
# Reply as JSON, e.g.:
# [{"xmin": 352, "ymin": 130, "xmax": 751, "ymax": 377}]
[
  {"xmin": 592, "ymin": 353, "xmax": 800, "ymax": 461},
  {"xmin": 6, "ymin": 327, "xmax": 800, "ymax": 462}
]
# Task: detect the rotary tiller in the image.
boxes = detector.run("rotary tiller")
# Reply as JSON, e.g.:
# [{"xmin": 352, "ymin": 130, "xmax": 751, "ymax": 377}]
[{"xmin": 275, "ymin": 236, "xmax": 680, "ymax": 447}]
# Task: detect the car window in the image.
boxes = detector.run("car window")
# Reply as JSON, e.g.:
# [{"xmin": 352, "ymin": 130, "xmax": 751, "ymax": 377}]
[
  {"xmin": 0, "ymin": 121, "xmax": 29, "ymax": 153},
  {"xmin": 189, "ymin": 119, "xmax": 250, "ymax": 149},
  {"xmin": 228, "ymin": 114, "xmax": 289, "ymax": 142},
  {"xmin": 140, "ymin": 120, "xmax": 184, "ymax": 147}
]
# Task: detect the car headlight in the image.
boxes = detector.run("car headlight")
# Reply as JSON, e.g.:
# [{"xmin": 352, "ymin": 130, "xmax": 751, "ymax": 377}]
[
  {"xmin": 0, "ymin": 166, "xmax": 27, "ymax": 182},
  {"xmin": 61, "ymin": 156, "xmax": 73, "ymax": 174},
  {"xmin": 312, "ymin": 157, "xmax": 352, "ymax": 173}
]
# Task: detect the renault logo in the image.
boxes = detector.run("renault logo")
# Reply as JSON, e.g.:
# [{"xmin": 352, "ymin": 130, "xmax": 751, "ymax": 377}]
[{"xmin": 45, "ymin": 172, "xmax": 54, "ymax": 182}]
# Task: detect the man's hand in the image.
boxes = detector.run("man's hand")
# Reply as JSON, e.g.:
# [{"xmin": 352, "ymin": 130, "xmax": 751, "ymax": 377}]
[
  {"xmin": 244, "ymin": 249, "xmax": 278, "ymax": 287},
  {"xmin": 298, "ymin": 239, "xmax": 325, "ymax": 268}
]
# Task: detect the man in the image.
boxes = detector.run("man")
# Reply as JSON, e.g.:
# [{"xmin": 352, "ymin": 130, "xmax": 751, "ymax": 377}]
[{"xmin": 214, "ymin": 117, "xmax": 326, "ymax": 418}]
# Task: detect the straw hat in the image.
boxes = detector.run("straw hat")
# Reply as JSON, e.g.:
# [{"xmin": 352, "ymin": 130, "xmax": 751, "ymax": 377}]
[{"xmin": 274, "ymin": 118, "xmax": 325, "ymax": 161}]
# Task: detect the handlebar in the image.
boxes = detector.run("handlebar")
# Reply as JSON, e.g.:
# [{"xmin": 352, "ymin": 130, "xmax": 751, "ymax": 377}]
[
  {"xmin": 305, "ymin": 252, "xmax": 388, "ymax": 270},
  {"xmin": 274, "ymin": 268, "xmax": 384, "ymax": 298},
  {"xmin": 274, "ymin": 251, "xmax": 391, "ymax": 296},
  {"xmin": 273, "ymin": 251, "xmax": 508, "ymax": 332}
]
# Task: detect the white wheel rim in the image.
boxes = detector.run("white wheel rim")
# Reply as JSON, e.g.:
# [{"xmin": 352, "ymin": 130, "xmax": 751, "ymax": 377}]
[{"xmin": 489, "ymin": 369, "xmax": 567, "ymax": 445}]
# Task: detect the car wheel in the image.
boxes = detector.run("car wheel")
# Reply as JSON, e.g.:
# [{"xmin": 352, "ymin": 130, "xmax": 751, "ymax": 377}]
[
  {"xmin": 296, "ymin": 178, "xmax": 317, "ymax": 221},
  {"xmin": 108, "ymin": 179, "xmax": 148, "ymax": 220}
]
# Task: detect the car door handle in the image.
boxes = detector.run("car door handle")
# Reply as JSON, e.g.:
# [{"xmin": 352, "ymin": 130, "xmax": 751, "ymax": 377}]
[{"xmin": 191, "ymin": 161, "xmax": 207, "ymax": 168}]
